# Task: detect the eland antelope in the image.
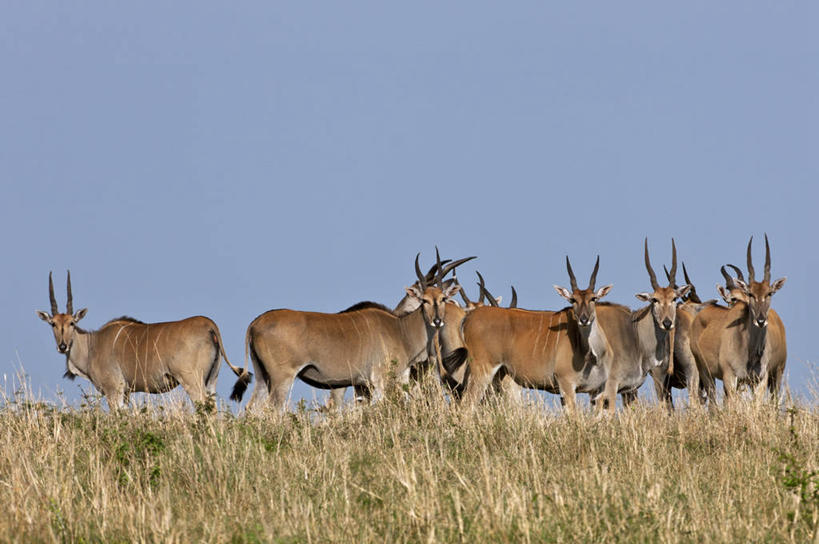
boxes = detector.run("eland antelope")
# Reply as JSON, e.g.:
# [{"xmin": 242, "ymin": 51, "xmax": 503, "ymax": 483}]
[
  {"xmin": 717, "ymin": 264, "xmax": 751, "ymax": 306},
  {"xmin": 635, "ymin": 242, "xmax": 700, "ymax": 409},
  {"xmin": 629, "ymin": 240, "xmax": 695, "ymax": 408},
  {"xmin": 326, "ymin": 253, "xmax": 476, "ymax": 408},
  {"xmin": 460, "ymin": 256, "xmax": 630, "ymax": 413},
  {"xmin": 691, "ymin": 236, "xmax": 787, "ymax": 404},
  {"xmin": 36, "ymin": 272, "xmax": 250, "ymax": 409},
  {"xmin": 433, "ymin": 271, "xmax": 521, "ymax": 400},
  {"xmin": 234, "ymin": 254, "xmax": 461, "ymax": 412}
]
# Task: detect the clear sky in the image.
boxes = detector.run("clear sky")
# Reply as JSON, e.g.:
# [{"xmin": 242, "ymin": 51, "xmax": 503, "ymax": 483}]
[{"xmin": 2, "ymin": 2, "xmax": 817, "ymax": 407}]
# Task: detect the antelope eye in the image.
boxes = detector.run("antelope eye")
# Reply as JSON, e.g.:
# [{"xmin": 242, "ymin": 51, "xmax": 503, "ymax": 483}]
[
  {"xmin": 590, "ymin": 297, "xmax": 598, "ymax": 302},
  {"xmin": 569, "ymin": 298, "xmax": 576, "ymax": 304},
  {"xmin": 651, "ymin": 298, "xmax": 659, "ymax": 304}
]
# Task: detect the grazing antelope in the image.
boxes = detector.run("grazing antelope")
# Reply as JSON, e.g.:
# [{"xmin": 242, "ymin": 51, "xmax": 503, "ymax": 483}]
[
  {"xmin": 461, "ymin": 256, "xmax": 627, "ymax": 413},
  {"xmin": 36, "ymin": 272, "xmax": 250, "ymax": 409},
  {"xmin": 235, "ymin": 254, "xmax": 461, "ymax": 412},
  {"xmin": 691, "ymin": 236, "xmax": 787, "ymax": 404}
]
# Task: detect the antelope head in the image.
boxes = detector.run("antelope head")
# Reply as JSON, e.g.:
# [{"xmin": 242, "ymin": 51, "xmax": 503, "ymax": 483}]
[
  {"xmin": 734, "ymin": 235, "xmax": 786, "ymax": 328},
  {"xmin": 635, "ymin": 239, "xmax": 690, "ymax": 331},
  {"xmin": 36, "ymin": 271, "xmax": 88, "ymax": 354},
  {"xmin": 465, "ymin": 271, "xmax": 502, "ymax": 308},
  {"xmin": 405, "ymin": 251, "xmax": 461, "ymax": 329},
  {"xmin": 665, "ymin": 262, "xmax": 701, "ymax": 304},
  {"xmin": 396, "ymin": 250, "xmax": 475, "ymax": 315},
  {"xmin": 461, "ymin": 271, "xmax": 518, "ymax": 311},
  {"xmin": 554, "ymin": 256, "xmax": 612, "ymax": 327},
  {"xmin": 717, "ymin": 264, "xmax": 749, "ymax": 306}
]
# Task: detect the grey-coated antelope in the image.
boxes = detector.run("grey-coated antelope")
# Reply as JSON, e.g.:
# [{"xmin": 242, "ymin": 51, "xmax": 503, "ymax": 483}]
[
  {"xmin": 235, "ymin": 254, "xmax": 461, "ymax": 412},
  {"xmin": 461, "ymin": 256, "xmax": 631, "ymax": 413},
  {"xmin": 36, "ymin": 272, "xmax": 250, "ymax": 409},
  {"xmin": 691, "ymin": 235, "xmax": 787, "ymax": 404},
  {"xmin": 635, "ymin": 240, "xmax": 699, "ymax": 408}
]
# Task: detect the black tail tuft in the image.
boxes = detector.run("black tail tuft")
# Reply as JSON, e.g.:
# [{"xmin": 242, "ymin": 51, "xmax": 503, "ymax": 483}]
[
  {"xmin": 230, "ymin": 372, "xmax": 253, "ymax": 402},
  {"xmin": 442, "ymin": 347, "xmax": 468, "ymax": 374}
]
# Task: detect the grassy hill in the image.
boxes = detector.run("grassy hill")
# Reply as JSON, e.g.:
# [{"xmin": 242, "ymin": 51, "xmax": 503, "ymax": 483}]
[{"xmin": 0, "ymin": 380, "xmax": 816, "ymax": 543}]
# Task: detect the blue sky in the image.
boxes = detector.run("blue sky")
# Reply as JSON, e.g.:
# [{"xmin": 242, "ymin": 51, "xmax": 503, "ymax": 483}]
[{"xmin": 1, "ymin": 2, "xmax": 817, "ymax": 406}]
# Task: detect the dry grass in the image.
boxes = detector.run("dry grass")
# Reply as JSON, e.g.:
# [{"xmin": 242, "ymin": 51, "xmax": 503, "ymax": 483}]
[{"xmin": 0, "ymin": 376, "xmax": 817, "ymax": 543}]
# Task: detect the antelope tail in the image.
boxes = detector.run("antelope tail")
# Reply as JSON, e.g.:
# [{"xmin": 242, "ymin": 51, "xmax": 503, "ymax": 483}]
[{"xmin": 209, "ymin": 326, "xmax": 251, "ymax": 402}]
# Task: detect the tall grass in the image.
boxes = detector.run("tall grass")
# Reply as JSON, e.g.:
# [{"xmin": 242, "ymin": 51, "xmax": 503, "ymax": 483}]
[{"xmin": 0, "ymin": 374, "xmax": 816, "ymax": 543}]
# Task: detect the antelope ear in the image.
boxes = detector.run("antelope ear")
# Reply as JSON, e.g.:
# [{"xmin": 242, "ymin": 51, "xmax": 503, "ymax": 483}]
[
  {"xmin": 770, "ymin": 277, "xmax": 786, "ymax": 293},
  {"xmin": 74, "ymin": 308, "xmax": 88, "ymax": 322},
  {"xmin": 676, "ymin": 285, "xmax": 691, "ymax": 299},
  {"xmin": 595, "ymin": 284, "xmax": 613, "ymax": 299},
  {"xmin": 36, "ymin": 310, "xmax": 52, "ymax": 323},
  {"xmin": 494, "ymin": 296, "xmax": 503, "ymax": 305},
  {"xmin": 553, "ymin": 285, "xmax": 572, "ymax": 301},
  {"xmin": 734, "ymin": 278, "xmax": 749, "ymax": 292},
  {"xmin": 442, "ymin": 282, "xmax": 461, "ymax": 299},
  {"xmin": 635, "ymin": 292, "xmax": 652, "ymax": 302},
  {"xmin": 405, "ymin": 285, "xmax": 423, "ymax": 300},
  {"xmin": 716, "ymin": 284, "xmax": 732, "ymax": 303}
]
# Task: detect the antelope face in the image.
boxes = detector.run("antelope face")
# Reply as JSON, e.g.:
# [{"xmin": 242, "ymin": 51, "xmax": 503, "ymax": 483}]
[
  {"xmin": 554, "ymin": 255, "xmax": 610, "ymax": 328},
  {"xmin": 735, "ymin": 235, "xmax": 786, "ymax": 328},
  {"xmin": 555, "ymin": 285, "xmax": 612, "ymax": 327},
  {"xmin": 36, "ymin": 271, "xmax": 87, "ymax": 354},
  {"xmin": 639, "ymin": 238, "xmax": 690, "ymax": 331},
  {"xmin": 716, "ymin": 284, "xmax": 749, "ymax": 306},
  {"xmin": 735, "ymin": 278, "xmax": 786, "ymax": 328},
  {"xmin": 405, "ymin": 283, "xmax": 461, "ymax": 329},
  {"xmin": 36, "ymin": 310, "xmax": 87, "ymax": 354},
  {"xmin": 635, "ymin": 285, "xmax": 689, "ymax": 331},
  {"xmin": 459, "ymin": 270, "xmax": 504, "ymax": 313}
]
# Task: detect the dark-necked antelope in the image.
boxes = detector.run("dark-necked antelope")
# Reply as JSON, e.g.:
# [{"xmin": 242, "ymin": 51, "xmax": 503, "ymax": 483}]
[
  {"xmin": 637, "ymin": 242, "xmax": 701, "ymax": 409},
  {"xmin": 460, "ymin": 256, "xmax": 628, "ymax": 413},
  {"xmin": 691, "ymin": 235, "xmax": 787, "ymax": 404}
]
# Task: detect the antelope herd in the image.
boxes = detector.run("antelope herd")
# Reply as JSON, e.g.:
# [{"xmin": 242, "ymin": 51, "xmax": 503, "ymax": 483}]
[{"xmin": 36, "ymin": 236, "xmax": 787, "ymax": 414}]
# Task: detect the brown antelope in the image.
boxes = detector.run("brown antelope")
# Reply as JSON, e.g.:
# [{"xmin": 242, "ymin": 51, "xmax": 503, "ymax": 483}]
[
  {"xmin": 664, "ymin": 262, "xmax": 709, "ymax": 305},
  {"xmin": 691, "ymin": 236, "xmax": 787, "ymax": 404},
  {"xmin": 717, "ymin": 264, "xmax": 750, "ymax": 305},
  {"xmin": 392, "ymin": 256, "xmax": 476, "ymax": 315},
  {"xmin": 235, "ymin": 254, "xmax": 461, "ymax": 412},
  {"xmin": 431, "ymin": 271, "xmax": 520, "ymax": 399},
  {"xmin": 724, "ymin": 259, "xmax": 787, "ymax": 402},
  {"xmin": 36, "ymin": 272, "xmax": 250, "ymax": 409},
  {"xmin": 461, "ymin": 256, "xmax": 631, "ymax": 413},
  {"xmin": 326, "ymin": 253, "xmax": 476, "ymax": 408}
]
